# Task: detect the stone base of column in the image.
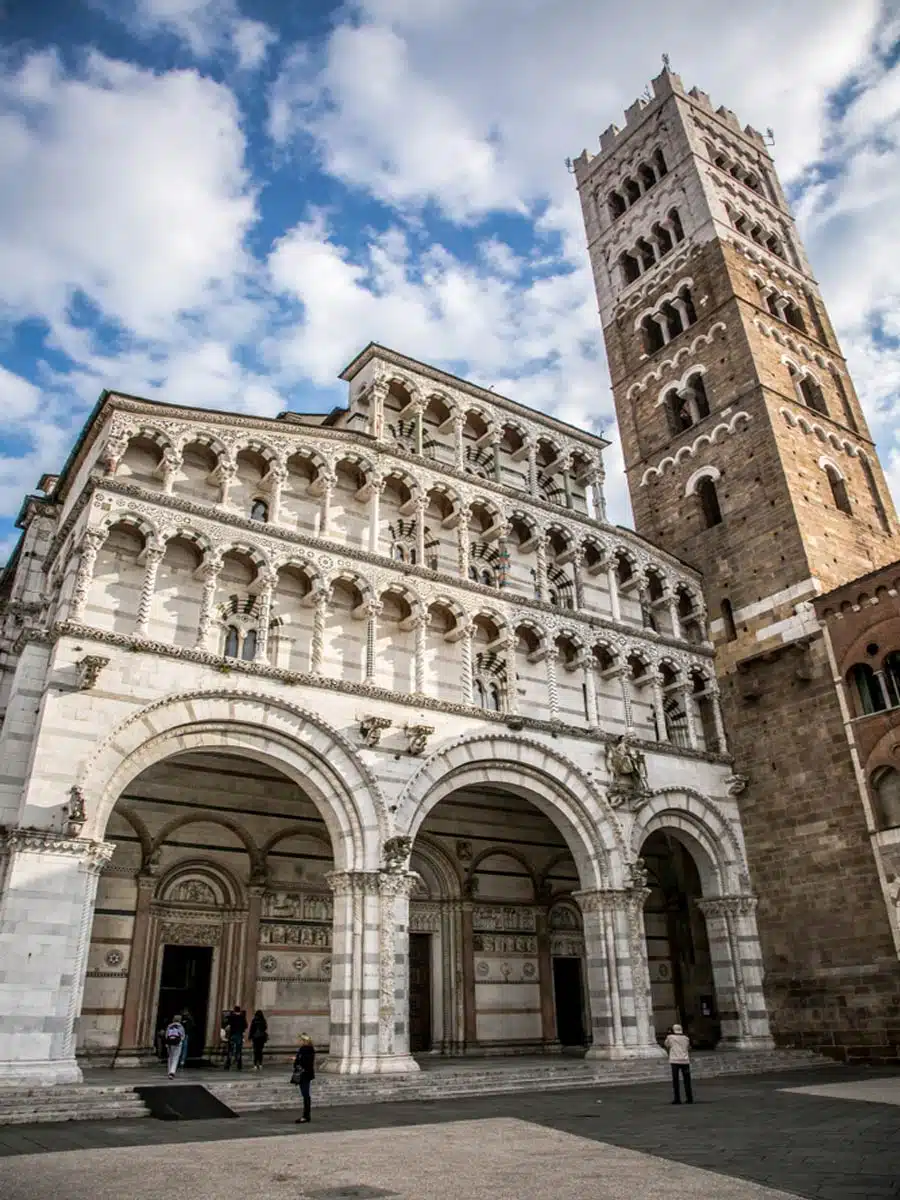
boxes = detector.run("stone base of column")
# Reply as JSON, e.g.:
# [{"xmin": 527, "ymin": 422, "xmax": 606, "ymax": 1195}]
[
  {"xmin": 0, "ymin": 1057, "xmax": 83, "ymax": 1084},
  {"xmin": 718, "ymin": 1035, "xmax": 776, "ymax": 1051},
  {"xmin": 585, "ymin": 1042, "xmax": 666, "ymax": 1061},
  {"xmin": 321, "ymin": 1053, "xmax": 420, "ymax": 1076}
]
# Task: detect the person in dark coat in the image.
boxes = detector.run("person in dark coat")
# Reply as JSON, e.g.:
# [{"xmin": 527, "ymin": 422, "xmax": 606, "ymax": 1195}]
[
  {"xmin": 249, "ymin": 1010, "xmax": 268, "ymax": 1070},
  {"xmin": 223, "ymin": 1004, "xmax": 248, "ymax": 1070},
  {"xmin": 293, "ymin": 1033, "xmax": 316, "ymax": 1124}
]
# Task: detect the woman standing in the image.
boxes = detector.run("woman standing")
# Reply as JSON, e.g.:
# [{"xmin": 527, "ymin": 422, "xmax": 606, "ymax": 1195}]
[
  {"xmin": 292, "ymin": 1033, "xmax": 316, "ymax": 1124},
  {"xmin": 249, "ymin": 1010, "xmax": 268, "ymax": 1070}
]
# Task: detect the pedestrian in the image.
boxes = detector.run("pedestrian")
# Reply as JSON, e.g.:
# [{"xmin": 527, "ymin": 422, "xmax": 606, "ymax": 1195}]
[
  {"xmin": 664, "ymin": 1023, "xmax": 693, "ymax": 1105},
  {"xmin": 249, "ymin": 1010, "xmax": 268, "ymax": 1070},
  {"xmin": 292, "ymin": 1033, "xmax": 316, "ymax": 1124},
  {"xmin": 223, "ymin": 1004, "xmax": 247, "ymax": 1070},
  {"xmin": 164, "ymin": 1014, "xmax": 186, "ymax": 1079},
  {"xmin": 179, "ymin": 1008, "xmax": 194, "ymax": 1069}
]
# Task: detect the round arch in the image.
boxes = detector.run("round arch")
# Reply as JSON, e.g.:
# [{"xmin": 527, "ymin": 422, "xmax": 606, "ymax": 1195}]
[
  {"xmin": 397, "ymin": 733, "xmax": 626, "ymax": 890},
  {"xmin": 466, "ymin": 845, "xmax": 538, "ymax": 900},
  {"xmin": 631, "ymin": 789, "xmax": 748, "ymax": 895},
  {"xmin": 410, "ymin": 833, "xmax": 463, "ymax": 899},
  {"xmin": 149, "ymin": 812, "xmax": 262, "ymax": 877},
  {"xmin": 78, "ymin": 690, "xmax": 388, "ymax": 871}
]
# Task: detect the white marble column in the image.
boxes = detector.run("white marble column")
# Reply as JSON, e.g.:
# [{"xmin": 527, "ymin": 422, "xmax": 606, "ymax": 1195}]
[
  {"xmin": 575, "ymin": 886, "xmax": 663, "ymax": 1061},
  {"xmin": 457, "ymin": 510, "xmax": 471, "ymax": 579},
  {"xmin": 667, "ymin": 592, "xmax": 683, "ymax": 640},
  {"xmin": 68, "ymin": 528, "xmax": 106, "ymax": 624},
  {"xmin": 545, "ymin": 646, "xmax": 560, "ymax": 720},
  {"xmin": 319, "ymin": 470, "xmax": 337, "ymax": 537},
  {"xmin": 364, "ymin": 598, "xmax": 382, "ymax": 685},
  {"xmin": 682, "ymin": 683, "xmax": 699, "ymax": 749},
  {"xmin": 535, "ymin": 535, "xmax": 548, "ymax": 602},
  {"xmin": 696, "ymin": 895, "xmax": 773, "ymax": 1049},
  {"xmin": 310, "ymin": 590, "xmax": 329, "ymax": 675},
  {"xmin": 371, "ymin": 383, "xmax": 388, "ymax": 441},
  {"xmin": 368, "ymin": 473, "xmax": 385, "ymax": 554},
  {"xmin": 582, "ymin": 657, "xmax": 599, "ymax": 727},
  {"xmin": 461, "ymin": 624, "xmax": 476, "ymax": 705},
  {"xmin": 0, "ymin": 831, "xmax": 115, "ymax": 1083},
  {"xmin": 134, "ymin": 542, "xmax": 165, "ymax": 637},
  {"xmin": 324, "ymin": 869, "xmax": 420, "ymax": 1075},
  {"xmin": 504, "ymin": 635, "xmax": 518, "ymax": 714},
  {"xmin": 414, "ymin": 495, "xmax": 428, "ymax": 566},
  {"xmin": 195, "ymin": 554, "xmax": 223, "ymax": 651},
  {"xmin": 453, "ymin": 413, "xmax": 466, "ymax": 471},
  {"xmin": 414, "ymin": 611, "xmax": 429, "ymax": 695},
  {"xmin": 267, "ymin": 462, "xmax": 287, "ymax": 525},
  {"xmin": 606, "ymin": 559, "xmax": 621, "ymax": 622},
  {"xmin": 253, "ymin": 571, "xmax": 277, "ymax": 663},
  {"xmin": 652, "ymin": 671, "xmax": 668, "ymax": 743},
  {"xmin": 709, "ymin": 684, "xmax": 728, "ymax": 753}
]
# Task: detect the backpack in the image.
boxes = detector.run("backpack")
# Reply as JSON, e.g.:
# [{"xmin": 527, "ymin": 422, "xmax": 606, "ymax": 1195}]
[{"xmin": 165, "ymin": 1024, "xmax": 183, "ymax": 1046}]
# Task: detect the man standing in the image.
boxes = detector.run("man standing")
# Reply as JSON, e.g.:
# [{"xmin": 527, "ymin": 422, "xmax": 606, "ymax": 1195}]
[
  {"xmin": 179, "ymin": 1008, "xmax": 194, "ymax": 1069},
  {"xmin": 164, "ymin": 1015, "xmax": 186, "ymax": 1080},
  {"xmin": 664, "ymin": 1023, "xmax": 693, "ymax": 1104},
  {"xmin": 223, "ymin": 1005, "xmax": 247, "ymax": 1071}
]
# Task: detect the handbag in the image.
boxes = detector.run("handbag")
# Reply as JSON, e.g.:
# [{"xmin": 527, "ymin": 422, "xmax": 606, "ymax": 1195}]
[{"xmin": 290, "ymin": 1068, "xmax": 305, "ymax": 1085}]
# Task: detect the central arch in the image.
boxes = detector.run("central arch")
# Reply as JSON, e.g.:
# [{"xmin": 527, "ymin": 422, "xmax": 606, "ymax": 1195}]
[
  {"xmin": 397, "ymin": 733, "xmax": 626, "ymax": 891},
  {"xmin": 77, "ymin": 690, "xmax": 388, "ymax": 871}
]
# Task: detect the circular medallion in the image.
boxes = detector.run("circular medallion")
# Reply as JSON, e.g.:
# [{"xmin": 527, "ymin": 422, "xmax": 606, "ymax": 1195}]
[
  {"xmin": 292, "ymin": 957, "xmax": 308, "ymax": 974},
  {"xmin": 260, "ymin": 954, "xmax": 277, "ymax": 973},
  {"xmin": 104, "ymin": 949, "xmax": 123, "ymax": 968},
  {"xmin": 523, "ymin": 961, "xmax": 537, "ymax": 978},
  {"xmin": 476, "ymin": 960, "xmax": 489, "ymax": 977},
  {"xmin": 657, "ymin": 962, "xmax": 670, "ymax": 980}
]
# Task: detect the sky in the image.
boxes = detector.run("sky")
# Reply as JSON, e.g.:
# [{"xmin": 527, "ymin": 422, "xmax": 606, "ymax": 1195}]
[{"xmin": 1, "ymin": 0, "xmax": 899, "ymax": 562}]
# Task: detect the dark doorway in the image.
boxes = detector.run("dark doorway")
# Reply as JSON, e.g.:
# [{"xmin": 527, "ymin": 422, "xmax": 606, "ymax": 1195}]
[
  {"xmin": 154, "ymin": 945, "xmax": 213, "ymax": 1063},
  {"xmin": 408, "ymin": 932, "xmax": 432, "ymax": 1053},
  {"xmin": 552, "ymin": 957, "xmax": 586, "ymax": 1046}
]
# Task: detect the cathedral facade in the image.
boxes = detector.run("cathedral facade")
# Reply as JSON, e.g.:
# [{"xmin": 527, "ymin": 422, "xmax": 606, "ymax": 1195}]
[
  {"xmin": 574, "ymin": 67, "xmax": 900, "ymax": 1060},
  {"xmin": 0, "ymin": 344, "xmax": 771, "ymax": 1083}
]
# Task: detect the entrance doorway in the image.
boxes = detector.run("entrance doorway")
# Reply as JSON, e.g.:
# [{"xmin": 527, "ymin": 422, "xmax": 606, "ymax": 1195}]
[
  {"xmin": 552, "ymin": 957, "xmax": 586, "ymax": 1046},
  {"xmin": 154, "ymin": 945, "xmax": 213, "ymax": 1062},
  {"xmin": 408, "ymin": 932, "xmax": 432, "ymax": 1053}
]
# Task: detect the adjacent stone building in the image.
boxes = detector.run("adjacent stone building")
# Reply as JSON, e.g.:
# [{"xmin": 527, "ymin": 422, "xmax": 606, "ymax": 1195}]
[
  {"xmin": 0, "ymin": 344, "xmax": 771, "ymax": 1083},
  {"xmin": 574, "ymin": 66, "xmax": 900, "ymax": 1060}
]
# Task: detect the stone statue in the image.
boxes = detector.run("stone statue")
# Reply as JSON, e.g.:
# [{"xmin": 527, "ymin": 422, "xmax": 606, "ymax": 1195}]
[
  {"xmin": 382, "ymin": 835, "xmax": 412, "ymax": 874},
  {"xmin": 626, "ymin": 857, "xmax": 650, "ymax": 890},
  {"xmin": 605, "ymin": 733, "xmax": 648, "ymax": 789}
]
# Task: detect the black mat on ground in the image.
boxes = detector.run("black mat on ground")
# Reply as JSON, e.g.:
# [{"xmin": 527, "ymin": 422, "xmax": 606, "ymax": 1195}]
[{"xmin": 134, "ymin": 1085, "xmax": 239, "ymax": 1121}]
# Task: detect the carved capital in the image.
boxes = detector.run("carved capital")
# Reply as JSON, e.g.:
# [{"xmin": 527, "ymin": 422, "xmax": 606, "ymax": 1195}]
[
  {"xmin": 382, "ymin": 835, "xmax": 413, "ymax": 874},
  {"xmin": 696, "ymin": 894, "xmax": 758, "ymax": 919},
  {"xmin": 76, "ymin": 655, "xmax": 110, "ymax": 691},
  {"xmin": 3, "ymin": 829, "xmax": 115, "ymax": 874},
  {"xmin": 359, "ymin": 714, "xmax": 391, "ymax": 747}
]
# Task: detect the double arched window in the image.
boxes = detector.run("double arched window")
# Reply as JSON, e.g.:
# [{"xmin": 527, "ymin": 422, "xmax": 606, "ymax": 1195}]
[
  {"xmin": 847, "ymin": 652, "xmax": 900, "ymax": 716},
  {"xmin": 223, "ymin": 625, "xmax": 258, "ymax": 661},
  {"xmin": 820, "ymin": 460, "xmax": 851, "ymax": 515},
  {"xmin": 474, "ymin": 677, "xmax": 503, "ymax": 712}
]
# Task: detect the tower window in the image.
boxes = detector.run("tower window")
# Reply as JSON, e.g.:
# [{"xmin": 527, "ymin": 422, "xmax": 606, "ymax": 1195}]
[
  {"xmin": 823, "ymin": 464, "xmax": 851, "ymax": 515},
  {"xmin": 638, "ymin": 162, "xmax": 656, "ymax": 192},
  {"xmin": 848, "ymin": 663, "xmax": 886, "ymax": 715},
  {"xmin": 224, "ymin": 625, "xmax": 240, "ymax": 659},
  {"xmin": 620, "ymin": 252, "xmax": 641, "ymax": 285},
  {"xmin": 608, "ymin": 190, "xmax": 627, "ymax": 220},
  {"xmin": 697, "ymin": 477, "xmax": 723, "ymax": 527},
  {"xmin": 798, "ymin": 373, "xmax": 828, "ymax": 416},
  {"xmin": 720, "ymin": 598, "xmax": 737, "ymax": 642},
  {"xmin": 624, "ymin": 177, "xmax": 641, "ymax": 205},
  {"xmin": 641, "ymin": 314, "xmax": 666, "ymax": 354},
  {"xmin": 860, "ymin": 454, "xmax": 891, "ymax": 533},
  {"xmin": 668, "ymin": 208, "xmax": 685, "ymax": 242},
  {"xmin": 652, "ymin": 222, "xmax": 673, "ymax": 255},
  {"xmin": 636, "ymin": 237, "xmax": 656, "ymax": 271},
  {"xmin": 653, "ymin": 148, "xmax": 668, "ymax": 176}
]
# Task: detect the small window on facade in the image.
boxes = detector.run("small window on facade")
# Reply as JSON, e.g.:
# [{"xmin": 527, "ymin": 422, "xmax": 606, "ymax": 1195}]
[
  {"xmin": 653, "ymin": 148, "xmax": 668, "ymax": 176},
  {"xmin": 250, "ymin": 499, "xmax": 269, "ymax": 522},
  {"xmin": 241, "ymin": 629, "xmax": 258, "ymax": 661},
  {"xmin": 224, "ymin": 626, "xmax": 240, "ymax": 659},
  {"xmin": 669, "ymin": 208, "xmax": 685, "ymax": 242},
  {"xmin": 697, "ymin": 477, "xmax": 723, "ymax": 528},
  {"xmin": 721, "ymin": 598, "xmax": 737, "ymax": 642},
  {"xmin": 825, "ymin": 466, "xmax": 851, "ymax": 515},
  {"xmin": 848, "ymin": 663, "xmax": 886, "ymax": 715}
]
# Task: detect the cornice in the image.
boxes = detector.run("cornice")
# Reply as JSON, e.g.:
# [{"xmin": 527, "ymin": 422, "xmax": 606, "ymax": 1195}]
[
  {"xmin": 44, "ymin": 479, "xmax": 713, "ymax": 660},
  {"xmin": 13, "ymin": 622, "xmax": 731, "ymax": 769},
  {"xmin": 2, "ymin": 827, "xmax": 115, "ymax": 872}
]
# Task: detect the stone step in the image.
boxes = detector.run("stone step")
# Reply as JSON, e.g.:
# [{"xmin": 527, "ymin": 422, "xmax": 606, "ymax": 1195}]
[{"xmin": 0, "ymin": 1050, "xmax": 832, "ymax": 1125}]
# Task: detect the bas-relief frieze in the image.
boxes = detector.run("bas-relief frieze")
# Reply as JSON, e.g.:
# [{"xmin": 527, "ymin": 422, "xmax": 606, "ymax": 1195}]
[
  {"xmin": 259, "ymin": 923, "xmax": 332, "ymax": 948},
  {"xmin": 550, "ymin": 935, "xmax": 585, "ymax": 957},
  {"xmin": 263, "ymin": 891, "xmax": 333, "ymax": 922},
  {"xmin": 473, "ymin": 934, "xmax": 538, "ymax": 955},
  {"xmin": 472, "ymin": 906, "xmax": 537, "ymax": 933}
]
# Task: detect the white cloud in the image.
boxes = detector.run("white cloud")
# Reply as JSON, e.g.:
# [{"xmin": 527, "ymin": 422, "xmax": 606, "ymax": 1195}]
[
  {"xmin": 115, "ymin": 0, "xmax": 276, "ymax": 67},
  {"xmin": 0, "ymin": 50, "xmax": 256, "ymax": 339}
]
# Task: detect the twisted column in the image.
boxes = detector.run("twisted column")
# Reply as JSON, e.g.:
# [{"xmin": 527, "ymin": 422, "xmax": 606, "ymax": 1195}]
[
  {"xmin": 414, "ymin": 494, "xmax": 428, "ymax": 566},
  {"xmin": 572, "ymin": 548, "xmax": 585, "ymax": 610},
  {"xmin": 652, "ymin": 671, "xmax": 668, "ymax": 743},
  {"xmin": 545, "ymin": 646, "xmax": 560, "ymax": 720},
  {"xmin": 504, "ymin": 635, "xmax": 518, "ymax": 714},
  {"xmin": 414, "ymin": 611, "xmax": 429, "ymax": 695},
  {"xmin": 606, "ymin": 558, "xmax": 621, "ymax": 621},
  {"xmin": 709, "ymin": 684, "xmax": 728, "ymax": 753},
  {"xmin": 457, "ymin": 509, "xmax": 471, "ymax": 579},
  {"xmin": 582, "ymin": 656, "xmax": 598, "ymax": 727},
  {"xmin": 368, "ymin": 473, "xmax": 385, "ymax": 554},
  {"xmin": 69, "ymin": 527, "xmax": 107, "ymax": 624},
  {"xmin": 364, "ymin": 598, "xmax": 382, "ymax": 685},
  {"xmin": 311, "ymin": 590, "xmax": 329, "ymax": 675},
  {"xmin": 460, "ymin": 624, "xmax": 476, "ymax": 705},
  {"xmin": 535, "ymin": 534, "xmax": 548, "ymax": 601},
  {"xmin": 453, "ymin": 413, "xmax": 466, "ymax": 471},
  {"xmin": 135, "ymin": 543, "xmax": 165, "ymax": 637}
]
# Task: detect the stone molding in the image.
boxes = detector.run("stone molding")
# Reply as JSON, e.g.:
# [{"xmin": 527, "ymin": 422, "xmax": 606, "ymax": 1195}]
[
  {"xmin": 695, "ymin": 894, "xmax": 758, "ymax": 918},
  {"xmin": 2, "ymin": 829, "xmax": 115, "ymax": 874}
]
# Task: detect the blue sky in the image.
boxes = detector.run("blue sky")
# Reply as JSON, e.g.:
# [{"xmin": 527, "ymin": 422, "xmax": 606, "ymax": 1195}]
[{"xmin": 1, "ymin": 0, "xmax": 900, "ymax": 559}]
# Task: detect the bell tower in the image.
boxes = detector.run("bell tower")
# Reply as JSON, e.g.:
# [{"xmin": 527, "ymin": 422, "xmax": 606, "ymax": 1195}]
[{"xmin": 573, "ymin": 67, "xmax": 900, "ymax": 1058}]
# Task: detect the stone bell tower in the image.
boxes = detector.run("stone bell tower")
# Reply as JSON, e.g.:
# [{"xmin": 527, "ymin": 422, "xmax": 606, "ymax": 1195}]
[{"xmin": 573, "ymin": 66, "xmax": 900, "ymax": 1059}]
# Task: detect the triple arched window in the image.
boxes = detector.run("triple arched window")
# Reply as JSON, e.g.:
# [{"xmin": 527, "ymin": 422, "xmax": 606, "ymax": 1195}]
[
  {"xmin": 606, "ymin": 148, "xmax": 668, "ymax": 221},
  {"xmin": 618, "ymin": 208, "xmax": 686, "ymax": 285},
  {"xmin": 639, "ymin": 286, "xmax": 698, "ymax": 354}
]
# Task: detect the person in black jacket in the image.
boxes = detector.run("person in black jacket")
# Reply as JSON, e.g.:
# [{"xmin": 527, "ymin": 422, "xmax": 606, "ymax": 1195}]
[
  {"xmin": 293, "ymin": 1034, "xmax": 316, "ymax": 1124},
  {"xmin": 223, "ymin": 1005, "xmax": 248, "ymax": 1070},
  {"xmin": 249, "ymin": 1010, "xmax": 268, "ymax": 1070}
]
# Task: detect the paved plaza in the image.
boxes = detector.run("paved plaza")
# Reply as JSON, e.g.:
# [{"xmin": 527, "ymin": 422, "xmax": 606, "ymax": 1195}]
[{"xmin": 0, "ymin": 1066, "xmax": 896, "ymax": 1200}]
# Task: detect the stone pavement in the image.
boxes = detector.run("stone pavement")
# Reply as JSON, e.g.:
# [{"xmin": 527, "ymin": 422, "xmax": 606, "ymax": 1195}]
[{"xmin": 0, "ymin": 1066, "xmax": 897, "ymax": 1200}]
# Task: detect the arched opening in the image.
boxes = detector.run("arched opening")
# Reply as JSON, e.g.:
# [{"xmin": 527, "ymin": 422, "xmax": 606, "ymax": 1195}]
[
  {"xmin": 411, "ymin": 784, "xmax": 586, "ymax": 1054},
  {"xmin": 847, "ymin": 663, "xmax": 887, "ymax": 715},
  {"xmin": 87, "ymin": 522, "xmax": 147, "ymax": 633},
  {"xmin": 871, "ymin": 766, "xmax": 900, "ymax": 829},
  {"xmin": 641, "ymin": 314, "xmax": 666, "ymax": 354},
  {"xmin": 697, "ymin": 477, "xmax": 723, "ymax": 528},
  {"xmin": 118, "ymin": 436, "xmax": 164, "ymax": 488},
  {"xmin": 79, "ymin": 749, "xmax": 336, "ymax": 1066},
  {"xmin": 150, "ymin": 535, "xmax": 205, "ymax": 647},
  {"xmin": 824, "ymin": 464, "xmax": 851, "ymax": 515},
  {"xmin": 173, "ymin": 442, "xmax": 219, "ymax": 505},
  {"xmin": 720, "ymin": 598, "xmax": 737, "ymax": 642},
  {"xmin": 607, "ymin": 189, "xmax": 627, "ymax": 220},
  {"xmin": 640, "ymin": 831, "xmax": 719, "ymax": 1047}
]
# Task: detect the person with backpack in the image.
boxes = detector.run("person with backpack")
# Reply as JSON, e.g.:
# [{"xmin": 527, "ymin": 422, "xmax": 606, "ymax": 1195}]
[
  {"xmin": 291, "ymin": 1033, "xmax": 316, "ymax": 1124},
  {"xmin": 164, "ymin": 1015, "xmax": 186, "ymax": 1079},
  {"xmin": 249, "ymin": 1010, "xmax": 268, "ymax": 1070}
]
